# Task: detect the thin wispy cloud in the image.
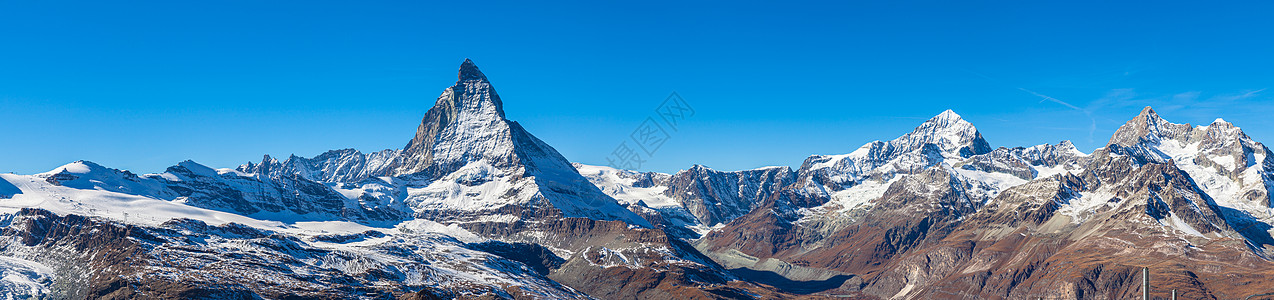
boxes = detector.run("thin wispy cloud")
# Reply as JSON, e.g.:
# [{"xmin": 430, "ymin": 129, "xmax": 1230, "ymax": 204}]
[
  {"xmin": 963, "ymin": 69, "xmax": 1100, "ymax": 142},
  {"xmin": 1214, "ymin": 88, "xmax": 1266, "ymax": 102},
  {"xmin": 1018, "ymin": 87, "xmax": 1098, "ymax": 142},
  {"xmin": 1123, "ymin": 89, "xmax": 1267, "ymax": 118},
  {"xmin": 1017, "ymin": 87, "xmax": 1081, "ymax": 110}
]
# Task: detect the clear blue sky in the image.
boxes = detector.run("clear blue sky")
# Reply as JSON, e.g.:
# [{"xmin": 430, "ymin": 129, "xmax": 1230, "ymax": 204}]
[{"xmin": 2, "ymin": 1, "xmax": 1272, "ymax": 174}]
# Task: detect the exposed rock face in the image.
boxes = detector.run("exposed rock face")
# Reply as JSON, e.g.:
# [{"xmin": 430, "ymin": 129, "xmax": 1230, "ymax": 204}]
[
  {"xmin": 1111, "ymin": 108, "xmax": 1274, "ymax": 210},
  {"xmin": 1109, "ymin": 106, "xmax": 1196, "ymax": 147},
  {"xmin": 957, "ymin": 141, "xmax": 1090, "ymax": 180},
  {"xmin": 969, "ymin": 172, "xmax": 1087, "ymax": 226},
  {"xmin": 665, "ymin": 165, "xmax": 795, "ymax": 227},
  {"xmin": 576, "ymin": 163, "xmax": 795, "ymax": 239},
  {"xmin": 692, "ymin": 107, "xmax": 1274, "ymax": 298}
]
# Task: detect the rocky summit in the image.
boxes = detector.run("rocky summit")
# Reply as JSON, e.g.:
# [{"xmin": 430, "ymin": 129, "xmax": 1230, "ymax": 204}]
[{"xmin": 3, "ymin": 60, "xmax": 1274, "ymax": 300}]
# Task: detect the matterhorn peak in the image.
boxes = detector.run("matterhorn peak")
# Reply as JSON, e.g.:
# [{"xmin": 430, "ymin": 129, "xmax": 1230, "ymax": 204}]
[
  {"xmin": 457, "ymin": 58, "xmax": 487, "ymax": 81},
  {"xmin": 396, "ymin": 59, "xmax": 519, "ymax": 176},
  {"xmin": 386, "ymin": 59, "xmax": 650, "ymax": 227}
]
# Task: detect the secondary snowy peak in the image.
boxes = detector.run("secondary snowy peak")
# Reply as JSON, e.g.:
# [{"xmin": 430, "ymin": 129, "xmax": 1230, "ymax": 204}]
[
  {"xmin": 1103, "ymin": 108, "xmax": 1274, "ymax": 216},
  {"xmin": 1109, "ymin": 106, "xmax": 1194, "ymax": 146},
  {"xmin": 797, "ymin": 109, "xmax": 991, "ymax": 190},
  {"xmin": 902, "ymin": 109, "xmax": 992, "ymax": 158},
  {"xmin": 1105, "ymin": 106, "xmax": 1263, "ymax": 162}
]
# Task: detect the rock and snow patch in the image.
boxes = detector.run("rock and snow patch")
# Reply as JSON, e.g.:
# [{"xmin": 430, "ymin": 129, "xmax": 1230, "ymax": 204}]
[
  {"xmin": 575, "ymin": 164, "xmax": 680, "ymax": 209},
  {"xmin": 0, "ymin": 255, "xmax": 53, "ymax": 299},
  {"xmin": 1058, "ymin": 190, "xmax": 1119, "ymax": 224},
  {"xmin": 826, "ymin": 176, "xmax": 897, "ymax": 212}
]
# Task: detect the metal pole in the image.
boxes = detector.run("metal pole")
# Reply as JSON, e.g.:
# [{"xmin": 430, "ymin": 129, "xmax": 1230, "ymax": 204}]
[
  {"xmin": 1171, "ymin": 289, "xmax": 1176, "ymax": 300},
  {"xmin": 1142, "ymin": 267, "xmax": 1149, "ymax": 300}
]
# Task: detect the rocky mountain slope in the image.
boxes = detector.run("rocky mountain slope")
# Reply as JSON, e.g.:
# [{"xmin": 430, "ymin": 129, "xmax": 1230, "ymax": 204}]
[
  {"xmin": 691, "ymin": 107, "xmax": 1274, "ymax": 299},
  {"xmin": 574, "ymin": 163, "xmax": 793, "ymax": 239}
]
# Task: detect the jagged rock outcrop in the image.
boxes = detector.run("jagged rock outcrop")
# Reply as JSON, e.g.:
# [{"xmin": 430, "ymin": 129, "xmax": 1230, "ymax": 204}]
[
  {"xmin": 239, "ymin": 149, "xmax": 402, "ymax": 183},
  {"xmin": 576, "ymin": 163, "xmax": 795, "ymax": 239},
  {"xmin": 957, "ymin": 141, "xmax": 1090, "ymax": 180}
]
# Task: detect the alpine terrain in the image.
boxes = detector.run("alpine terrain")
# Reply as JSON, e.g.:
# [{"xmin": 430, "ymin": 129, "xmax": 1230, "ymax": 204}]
[{"xmin": 3, "ymin": 60, "xmax": 1274, "ymax": 299}]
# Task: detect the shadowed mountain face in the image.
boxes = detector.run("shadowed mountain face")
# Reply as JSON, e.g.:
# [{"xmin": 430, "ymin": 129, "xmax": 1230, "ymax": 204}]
[{"xmin": 4, "ymin": 59, "xmax": 1274, "ymax": 300}]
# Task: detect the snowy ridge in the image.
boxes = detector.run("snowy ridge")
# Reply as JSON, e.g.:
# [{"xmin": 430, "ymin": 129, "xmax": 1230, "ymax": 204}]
[
  {"xmin": 777, "ymin": 110, "xmax": 1010, "ymax": 229},
  {"xmin": 798, "ymin": 109, "xmax": 992, "ymax": 192},
  {"xmin": 239, "ymin": 149, "xmax": 402, "ymax": 183}
]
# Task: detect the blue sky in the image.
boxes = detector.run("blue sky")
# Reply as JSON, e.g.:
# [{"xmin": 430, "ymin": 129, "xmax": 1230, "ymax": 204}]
[{"xmin": 2, "ymin": 1, "xmax": 1272, "ymax": 174}]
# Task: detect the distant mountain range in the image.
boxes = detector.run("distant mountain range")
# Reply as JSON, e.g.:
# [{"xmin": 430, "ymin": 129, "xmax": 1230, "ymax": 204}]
[{"xmin": 2, "ymin": 60, "xmax": 1272, "ymax": 299}]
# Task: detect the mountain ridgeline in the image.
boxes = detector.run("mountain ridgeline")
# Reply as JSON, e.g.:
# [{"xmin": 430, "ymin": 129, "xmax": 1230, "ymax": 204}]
[{"xmin": 2, "ymin": 60, "xmax": 1273, "ymax": 299}]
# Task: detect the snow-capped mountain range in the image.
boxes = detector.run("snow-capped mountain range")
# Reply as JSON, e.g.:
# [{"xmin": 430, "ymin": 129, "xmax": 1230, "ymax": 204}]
[{"xmin": 3, "ymin": 60, "xmax": 1274, "ymax": 299}]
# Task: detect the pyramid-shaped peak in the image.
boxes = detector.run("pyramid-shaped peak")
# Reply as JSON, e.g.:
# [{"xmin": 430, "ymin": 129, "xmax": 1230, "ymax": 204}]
[
  {"xmin": 1136, "ymin": 106, "xmax": 1161, "ymax": 121},
  {"xmin": 458, "ymin": 58, "xmax": 487, "ymax": 81},
  {"xmin": 891, "ymin": 109, "xmax": 991, "ymax": 158},
  {"xmin": 918, "ymin": 109, "xmax": 974, "ymax": 131},
  {"xmin": 1109, "ymin": 106, "xmax": 1193, "ymax": 146},
  {"xmin": 391, "ymin": 60, "xmax": 651, "ymax": 228},
  {"xmin": 933, "ymin": 109, "xmax": 963, "ymax": 122}
]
